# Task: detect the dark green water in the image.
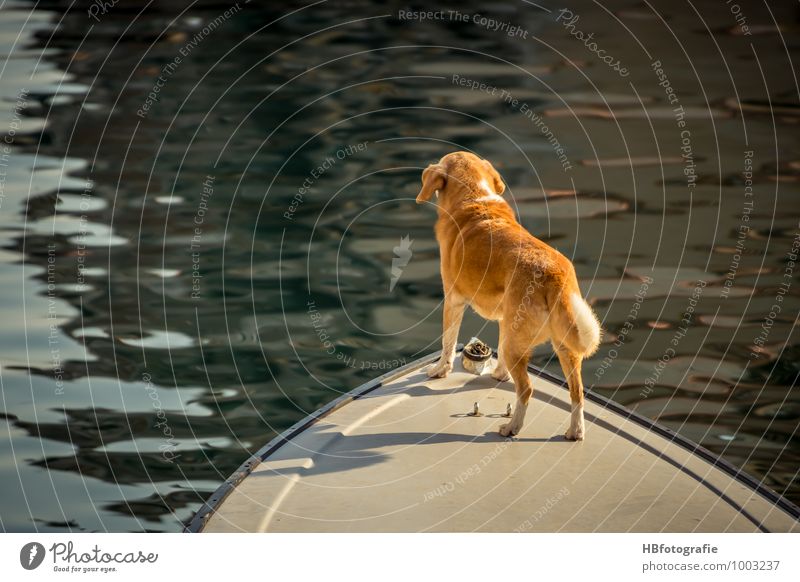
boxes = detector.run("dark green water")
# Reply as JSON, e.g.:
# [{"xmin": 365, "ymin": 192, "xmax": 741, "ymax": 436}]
[{"xmin": 0, "ymin": 0, "xmax": 798, "ymax": 531}]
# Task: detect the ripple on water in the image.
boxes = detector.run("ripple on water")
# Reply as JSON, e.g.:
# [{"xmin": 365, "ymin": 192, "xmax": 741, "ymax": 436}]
[
  {"xmin": 117, "ymin": 330, "xmax": 197, "ymax": 350},
  {"xmin": 591, "ymin": 356, "xmax": 744, "ymax": 396},
  {"xmin": 56, "ymin": 194, "xmax": 107, "ymax": 213},
  {"xmin": 545, "ymin": 105, "xmax": 732, "ymax": 120},
  {"xmin": 580, "ymin": 156, "xmax": 702, "ymax": 168},
  {"xmin": 517, "ymin": 194, "xmax": 629, "ymax": 221}
]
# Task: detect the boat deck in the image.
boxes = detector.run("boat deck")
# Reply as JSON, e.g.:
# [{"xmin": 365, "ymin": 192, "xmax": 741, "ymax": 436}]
[{"xmin": 192, "ymin": 352, "xmax": 800, "ymax": 532}]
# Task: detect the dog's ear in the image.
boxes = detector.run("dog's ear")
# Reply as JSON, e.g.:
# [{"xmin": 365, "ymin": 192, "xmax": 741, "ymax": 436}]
[
  {"xmin": 483, "ymin": 160, "xmax": 505, "ymax": 195},
  {"xmin": 416, "ymin": 163, "xmax": 446, "ymax": 204}
]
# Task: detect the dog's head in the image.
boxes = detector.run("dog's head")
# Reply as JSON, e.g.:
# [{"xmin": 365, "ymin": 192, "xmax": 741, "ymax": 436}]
[{"xmin": 415, "ymin": 151, "xmax": 505, "ymax": 206}]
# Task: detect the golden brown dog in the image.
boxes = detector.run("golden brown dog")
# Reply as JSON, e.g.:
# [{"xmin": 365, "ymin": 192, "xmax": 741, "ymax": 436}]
[{"xmin": 416, "ymin": 151, "xmax": 601, "ymax": 440}]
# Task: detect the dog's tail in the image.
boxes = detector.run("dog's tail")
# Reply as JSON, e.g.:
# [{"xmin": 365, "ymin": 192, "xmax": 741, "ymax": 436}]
[{"xmin": 553, "ymin": 291, "xmax": 601, "ymax": 357}]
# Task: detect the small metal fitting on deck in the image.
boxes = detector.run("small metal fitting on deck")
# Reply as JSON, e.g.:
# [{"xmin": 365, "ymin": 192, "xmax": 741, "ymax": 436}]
[{"xmin": 467, "ymin": 402, "xmax": 483, "ymax": 417}]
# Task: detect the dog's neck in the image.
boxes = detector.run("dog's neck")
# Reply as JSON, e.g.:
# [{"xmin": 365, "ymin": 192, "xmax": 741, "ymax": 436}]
[{"xmin": 436, "ymin": 179, "xmax": 507, "ymax": 217}]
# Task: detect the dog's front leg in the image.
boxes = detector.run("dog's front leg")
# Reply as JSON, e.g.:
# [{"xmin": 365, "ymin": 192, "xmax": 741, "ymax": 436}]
[
  {"xmin": 498, "ymin": 343, "xmax": 534, "ymax": 436},
  {"xmin": 491, "ymin": 340, "xmax": 512, "ymax": 382},
  {"xmin": 426, "ymin": 295, "xmax": 465, "ymax": 378}
]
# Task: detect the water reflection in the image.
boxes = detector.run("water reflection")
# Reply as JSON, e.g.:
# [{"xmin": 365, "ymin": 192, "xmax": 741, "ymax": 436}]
[{"xmin": 0, "ymin": 0, "xmax": 798, "ymax": 531}]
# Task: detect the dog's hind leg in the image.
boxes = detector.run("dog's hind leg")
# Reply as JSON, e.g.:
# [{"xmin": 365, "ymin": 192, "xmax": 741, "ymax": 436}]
[
  {"xmin": 555, "ymin": 348, "xmax": 585, "ymax": 441},
  {"xmin": 426, "ymin": 294, "xmax": 465, "ymax": 378}
]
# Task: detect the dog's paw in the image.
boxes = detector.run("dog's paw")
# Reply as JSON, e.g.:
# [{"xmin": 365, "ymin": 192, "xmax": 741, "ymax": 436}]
[
  {"xmin": 491, "ymin": 366, "xmax": 511, "ymax": 382},
  {"xmin": 565, "ymin": 425, "xmax": 585, "ymax": 441},
  {"xmin": 426, "ymin": 360, "xmax": 453, "ymax": 378},
  {"xmin": 499, "ymin": 422, "xmax": 519, "ymax": 437}
]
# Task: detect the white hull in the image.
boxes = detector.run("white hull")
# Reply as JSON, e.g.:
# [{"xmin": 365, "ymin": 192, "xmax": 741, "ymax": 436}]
[{"xmin": 190, "ymin": 351, "xmax": 800, "ymax": 532}]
